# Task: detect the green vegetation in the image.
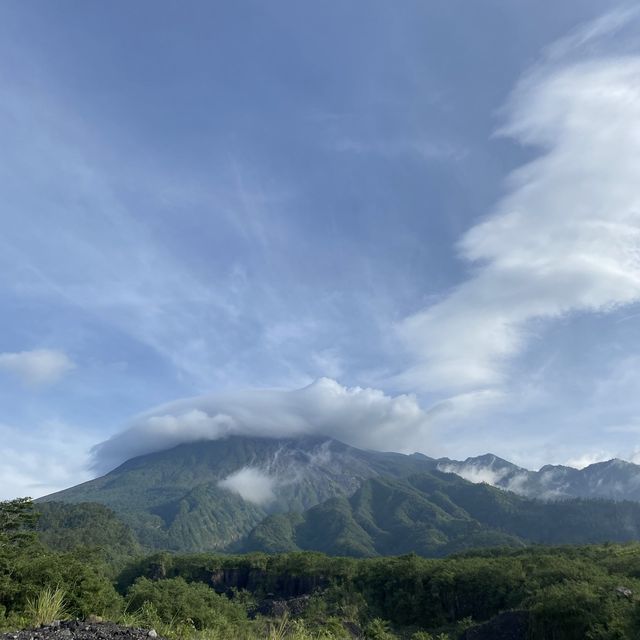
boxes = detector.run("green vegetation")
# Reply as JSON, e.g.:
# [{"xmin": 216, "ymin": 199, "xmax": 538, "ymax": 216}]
[
  {"xmin": 0, "ymin": 498, "xmax": 123, "ymax": 630},
  {"xmin": 26, "ymin": 586, "xmax": 67, "ymax": 627},
  {"xmin": 36, "ymin": 438, "xmax": 640, "ymax": 557},
  {"xmin": 244, "ymin": 472, "xmax": 640, "ymax": 556},
  {"xmin": 36, "ymin": 502, "xmax": 141, "ymax": 564},
  {"xmin": 0, "ymin": 497, "xmax": 38, "ymax": 552},
  {"xmin": 36, "ymin": 437, "xmax": 438, "ymax": 552},
  {"xmin": 6, "ymin": 497, "xmax": 640, "ymax": 638}
]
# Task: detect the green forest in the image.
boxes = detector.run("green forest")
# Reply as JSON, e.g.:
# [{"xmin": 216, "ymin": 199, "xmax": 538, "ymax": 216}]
[{"xmin": 4, "ymin": 498, "xmax": 640, "ymax": 639}]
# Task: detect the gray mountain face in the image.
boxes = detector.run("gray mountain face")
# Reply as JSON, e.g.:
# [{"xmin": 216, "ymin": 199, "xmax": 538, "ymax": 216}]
[{"xmin": 437, "ymin": 455, "xmax": 640, "ymax": 501}]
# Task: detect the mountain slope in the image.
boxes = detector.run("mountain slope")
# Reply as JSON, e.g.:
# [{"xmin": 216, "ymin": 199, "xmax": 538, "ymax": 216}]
[
  {"xmin": 438, "ymin": 455, "xmax": 640, "ymax": 501},
  {"xmin": 39, "ymin": 435, "xmax": 435, "ymax": 551},
  {"xmin": 244, "ymin": 472, "xmax": 525, "ymax": 556},
  {"xmin": 39, "ymin": 435, "xmax": 640, "ymax": 555},
  {"xmin": 244, "ymin": 470, "xmax": 640, "ymax": 557}
]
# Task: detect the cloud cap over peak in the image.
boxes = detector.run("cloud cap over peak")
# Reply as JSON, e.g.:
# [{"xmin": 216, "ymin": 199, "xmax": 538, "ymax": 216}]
[{"xmin": 91, "ymin": 378, "xmax": 430, "ymax": 473}]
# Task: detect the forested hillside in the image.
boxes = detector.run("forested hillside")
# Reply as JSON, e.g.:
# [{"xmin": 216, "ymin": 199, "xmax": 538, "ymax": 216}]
[
  {"xmin": 35, "ymin": 502, "xmax": 141, "ymax": 564},
  {"xmin": 4, "ymin": 497, "xmax": 640, "ymax": 639},
  {"xmin": 38, "ymin": 437, "xmax": 437, "ymax": 551},
  {"xmin": 37, "ymin": 436, "xmax": 640, "ymax": 556},
  {"xmin": 244, "ymin": 471, "xmax": 640, "ymax": 556}
]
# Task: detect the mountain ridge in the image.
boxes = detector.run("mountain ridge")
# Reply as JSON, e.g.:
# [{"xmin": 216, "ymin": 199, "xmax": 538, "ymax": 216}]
[
  {"xmin": 438, "ymin": 452, "xmax": 640, "ymax": 502},
  {"xmin": 37, "ymin": 434, "xmax": 640, "ymax": 556}
]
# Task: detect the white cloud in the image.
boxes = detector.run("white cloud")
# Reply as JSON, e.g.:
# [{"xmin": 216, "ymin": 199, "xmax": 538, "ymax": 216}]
[
  {"xmin": 0, "ymin": 420, "xmax": 93, "ymax": 500},
  {"xmin": 565, "ymin": 452, "xmax": 612, "ymax": 469},
  {"xmin": 398, "ymin": 55, "xmax": 640, "ymax": 392},
  {"xmin": 218, "ymin": 467, "xmax": 277, "ymax": 505},
  {"xmin": 544, "ymin": 7, "xmax": 639, "ymax": 63},
  {"xmin": 92, "ymin": 378, "xmax": 432, "ymax": 472},
  {"xmin": 0, "ymin": 349, "xmax": 75, "ymax": 386},
  {"xmin": 438, "ymin": 463, "xmax": 508, "ymax": 487},
  {"xmin": 422, "ymin": 388, "xmax": 506, "ymax": 422}
]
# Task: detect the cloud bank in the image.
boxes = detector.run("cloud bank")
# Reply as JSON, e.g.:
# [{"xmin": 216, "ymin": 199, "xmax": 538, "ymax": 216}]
[
  {"xmin": 92, "ymin": 378, "xmax": 430, "ymax": 472},
  {"xmin": 0, "ymin": 349, "xmax": 75, "ymax": 386},
  {"xmin": 398, "ymin": 55, "xmax": 640, "ymax": 392}
]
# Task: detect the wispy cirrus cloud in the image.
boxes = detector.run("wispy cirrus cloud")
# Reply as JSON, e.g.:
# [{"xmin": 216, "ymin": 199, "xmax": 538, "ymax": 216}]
[{"xmin": 0, "ymin": 56, "xmax": 297, "ymax": 392}]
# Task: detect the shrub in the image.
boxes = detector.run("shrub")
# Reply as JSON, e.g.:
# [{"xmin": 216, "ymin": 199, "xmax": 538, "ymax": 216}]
[
  {"xmin": 364, "ymin": 618, "xmax": 396, "ymax": 639},
  {"xmin": 126, "ymin": 577, "xmax": 248, "ymax": 630},
  {"xmin": 26, "ymin": 586, "xmax": 66, "ymax": 627}
]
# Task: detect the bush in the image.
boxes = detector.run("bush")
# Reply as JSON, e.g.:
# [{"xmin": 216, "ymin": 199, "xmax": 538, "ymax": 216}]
[
  {"xmin": 364, "ymin": 618, "xmax": 396, "ymax": 640},
  {"xmin": 126, "ymin": 577, "xmax": 248, "ymax": 630},
  {"xmin": 14, "ymin": 550, "xmax": 123, "ymax": 619}
]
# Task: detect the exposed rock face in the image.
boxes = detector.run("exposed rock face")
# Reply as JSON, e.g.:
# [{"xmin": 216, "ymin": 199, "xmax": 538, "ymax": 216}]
[
  {"xmin": 0, "ymin": 622, "xmax": 164, "ymax": 640},
  {"xmin": 460, "ymin": 610, "xmax": 530, "ymax": 640},
  {"xmin": 615, "ymin": 585, "xmax": 633, "ymax": 600},
  {"xmin": 255, "ymin": 594, "xmax": 312, "ymax": 617},
  {"xmin": 210, "ymin": 567, "xmax": 327, "ymax": 597}
]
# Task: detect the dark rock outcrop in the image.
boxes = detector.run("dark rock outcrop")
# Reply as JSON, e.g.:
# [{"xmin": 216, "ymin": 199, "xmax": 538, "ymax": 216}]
[
  {"xmin": 255, "ymin": 594, "xmax": 312, "ymax": 617},
  {"xmin": 210, "ymin": 567, "xmax": 327, "ymax": 598},
  {"xmin": 460, "ymin": 610, "xmax": 530, "ymax": 640}
]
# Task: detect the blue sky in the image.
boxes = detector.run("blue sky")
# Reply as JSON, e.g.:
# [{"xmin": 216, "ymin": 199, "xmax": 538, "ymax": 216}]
[{"xmin": 3, "ymin": 1, "xmax": 640, "ymax": 498}]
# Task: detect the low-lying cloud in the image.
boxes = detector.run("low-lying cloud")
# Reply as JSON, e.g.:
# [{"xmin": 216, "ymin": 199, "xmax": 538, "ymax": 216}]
[
  {"xmin": 438, "ymin": 462, "xmax": 509, "ymax": 487},
  {"xmin": 0, "ymin": 349, "xmax": 75, "ymax": 386},
  {"xmin": 92, "ymin": 378, "xmax": 430, "ymax": 472},
  {"xmin": 218, "ymin": 467, "xmax": 277, "ymax": 505}
]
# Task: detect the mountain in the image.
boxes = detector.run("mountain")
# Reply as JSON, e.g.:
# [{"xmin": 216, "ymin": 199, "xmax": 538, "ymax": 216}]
[
  {"xmin": 243, "ymin": 470, "xmax": 640, "ymax": 556},
  {"xmin": 39, "ymin": 435, "xmax": 436, "ymax": 551},
  {"xmin": 38, "ymin": 434, "xmax": 640, "ymax": 557},
  {"xmin": 438, "ymin": 455, "xmax": 640, "ymax": 501},
  {"xmin": 243, "ymin": 472, "xmax": 524, "ymax": 556}
]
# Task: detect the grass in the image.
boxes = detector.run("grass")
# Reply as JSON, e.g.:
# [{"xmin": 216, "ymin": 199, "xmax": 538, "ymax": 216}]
[
  {"xmin": 266, "ymin": 612, "xmax": 290, "ymax": 640},
  {"xmin": 116, "ymin": 604, "xmax": 354, "ymax": 640},
  {"xmin": 26, "ymin": 586, "xmax": 67, "ymax": 627}
]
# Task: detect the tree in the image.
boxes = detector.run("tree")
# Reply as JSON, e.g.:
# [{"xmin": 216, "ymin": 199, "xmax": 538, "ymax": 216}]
[
  {"xmin": 1, "ymin": 498, "xmax": 41, "ymax": 619},
  {"xmin": 0, "ymin": 498, "xmax": 39, "ymax": 554}
]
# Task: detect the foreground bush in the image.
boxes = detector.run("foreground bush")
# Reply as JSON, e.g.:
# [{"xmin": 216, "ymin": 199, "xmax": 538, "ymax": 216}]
[{"xmin": 126, "ymin": 577, "xmax": 248, "ymax": 631}]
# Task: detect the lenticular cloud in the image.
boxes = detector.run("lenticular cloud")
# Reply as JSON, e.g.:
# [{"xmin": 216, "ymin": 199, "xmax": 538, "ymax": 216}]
[{"xmin": 91, "ymin": 378, "xmax": 429, "ymax": 473}]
